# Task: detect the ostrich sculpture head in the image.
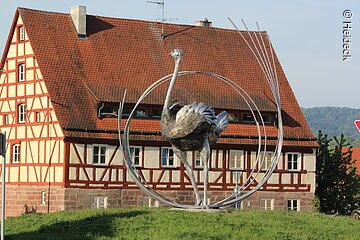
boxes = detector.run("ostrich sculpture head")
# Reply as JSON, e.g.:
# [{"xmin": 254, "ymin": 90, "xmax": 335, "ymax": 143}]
[{"xmin": 170, "ymin": 49, "xmax": 183, "ymax": 61}]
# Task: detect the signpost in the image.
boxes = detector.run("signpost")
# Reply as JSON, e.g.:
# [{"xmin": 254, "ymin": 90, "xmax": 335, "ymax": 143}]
[
  {"xmin": 0, "ymin": 133, "xmax": 6, "ymax": 240},
  {"xmin": 355, "ymin": 120, "xmax": 360, "ymax": 132}
]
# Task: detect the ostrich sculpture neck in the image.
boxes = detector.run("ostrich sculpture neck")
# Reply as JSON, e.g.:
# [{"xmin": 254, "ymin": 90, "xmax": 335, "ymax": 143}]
[{"xmin": 162, "ymin": 49, "xmax": 183, "ymax": 117}]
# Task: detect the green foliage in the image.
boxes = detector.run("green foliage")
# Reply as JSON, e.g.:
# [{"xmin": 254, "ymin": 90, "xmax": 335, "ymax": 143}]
[
  {"xmin": 313, "ymin": 197, "xmax": 321, "ymax": 213},
  {"xmin": 316, "ymin": 132, "xmax": 360, "ymax": 215},
  {"xmin": 302, "ymin": 107, "xmax": 360, "ymax": 147},
  {"xmin": 5, "ymin": 208, "xmax": 360, "ymax": 240}
]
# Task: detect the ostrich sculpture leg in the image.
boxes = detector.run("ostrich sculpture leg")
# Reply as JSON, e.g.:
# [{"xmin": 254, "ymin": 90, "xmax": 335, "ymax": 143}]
[
  {"xmin": 174, "ymin": 149, "xmax": 202, "ymax": 206},
  {"xmin": 200, "ymin": 139, "xmax": 210, "ymax": 208}
]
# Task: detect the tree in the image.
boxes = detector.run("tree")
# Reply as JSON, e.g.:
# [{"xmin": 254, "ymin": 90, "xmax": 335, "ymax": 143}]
[{"xmin": 316, "ymin": 132, "xmax": 360, "ymax": 215}]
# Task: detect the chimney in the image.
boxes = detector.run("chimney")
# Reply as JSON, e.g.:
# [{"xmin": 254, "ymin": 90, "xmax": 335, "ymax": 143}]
[
  {"xmin": 70, "ymin": 5, "xmax": 87, "ymax": 38},
  {"xmin": 195, "ymin": 18, "xmax": 212, "ymax": 28}
]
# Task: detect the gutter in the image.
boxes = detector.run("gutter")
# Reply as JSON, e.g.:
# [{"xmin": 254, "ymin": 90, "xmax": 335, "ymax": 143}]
[{"xmin": 62, "ymin": 127, "xmax": 317, "ymax": 142}]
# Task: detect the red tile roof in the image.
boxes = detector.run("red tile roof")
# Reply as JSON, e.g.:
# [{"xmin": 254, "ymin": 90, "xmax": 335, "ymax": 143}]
[
  {"xmin": 351, "ymin": 148, "xmax": 360, "ymax": 175},
  {"xmin": 2, "ymin": 8, "xmax": 317, "ymax": 147}
]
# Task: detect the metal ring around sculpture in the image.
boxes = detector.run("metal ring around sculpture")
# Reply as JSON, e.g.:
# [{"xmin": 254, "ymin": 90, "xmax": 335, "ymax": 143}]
[{"xmin": 118, "ymin": 71, "xmax": 283, "ymax": 209}]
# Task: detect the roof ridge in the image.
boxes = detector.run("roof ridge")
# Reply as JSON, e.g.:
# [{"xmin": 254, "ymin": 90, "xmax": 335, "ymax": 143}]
[
  {"xmin": 18, "ymin": 7, "xmax": 69, "ymax": 16},
  {"xmin": 17, "ymin": 6, "xmax": 266, "ymax": 34}
]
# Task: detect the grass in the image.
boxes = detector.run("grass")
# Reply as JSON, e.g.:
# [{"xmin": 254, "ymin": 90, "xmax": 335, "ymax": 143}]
[{"xmin": 5, "ymin": 208, "xmax": 360, "ymax": 240}]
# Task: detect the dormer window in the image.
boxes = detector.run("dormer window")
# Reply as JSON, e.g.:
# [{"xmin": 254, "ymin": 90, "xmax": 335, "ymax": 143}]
[
  {"xmin": 98, "ymin": 102, "xmax": 118, "ymax": 118},
  {"xmin": 241, "ymin": 113, "xmax": 255, "ymax": 123},
  {"xmin": 150, "ymin": 107, "xmax": 162, "ymax": 118},
  {"xmin": 18, "ymin": 26, "xmax": 25, "ymax": 41},
  {"xmin": 135, "ymin": 108, "xmax": 147, "ymax": 117},
  {"xmin": 241, "ymin": 111, "xmax": 275, "ymax": 125},
  {"xmin": 260, "ymin": 113, "xmax": 274, "ymax": 124},
  {"xmin": 228, "ymin": 112, "xmax": 240, "ymax": 123},
  {"xmin": 18, "ymin": 64, "xmax": 25, "ymax": 82}
]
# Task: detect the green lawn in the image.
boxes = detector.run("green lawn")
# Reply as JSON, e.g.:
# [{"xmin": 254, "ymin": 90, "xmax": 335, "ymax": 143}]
[{"xmin": 5, "ymin": 208, "xmax": 360, "ymax": 240}]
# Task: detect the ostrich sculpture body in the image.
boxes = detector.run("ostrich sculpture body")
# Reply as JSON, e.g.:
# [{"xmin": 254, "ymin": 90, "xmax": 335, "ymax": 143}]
[{"xmin": 160, "ymin": 49, "xmax": 229, "ymax": 208}]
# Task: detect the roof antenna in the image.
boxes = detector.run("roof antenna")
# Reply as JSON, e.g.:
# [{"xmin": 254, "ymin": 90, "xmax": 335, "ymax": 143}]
[{"xmin": 147, "ymin": 0, "xmax": 165, "ymax": 38}]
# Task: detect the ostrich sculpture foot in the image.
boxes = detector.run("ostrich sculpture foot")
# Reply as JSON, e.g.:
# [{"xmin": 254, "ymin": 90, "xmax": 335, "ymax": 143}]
[{"xmin": 195, "ymin": 198, "xmax": 203, "ymax": 207}]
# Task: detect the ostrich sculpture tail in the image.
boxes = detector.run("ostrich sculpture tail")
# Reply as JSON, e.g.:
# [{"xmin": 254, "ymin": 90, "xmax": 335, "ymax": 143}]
[{"xmin": 215, "ymin": 111, "xmax": 229, "ymax": 134}]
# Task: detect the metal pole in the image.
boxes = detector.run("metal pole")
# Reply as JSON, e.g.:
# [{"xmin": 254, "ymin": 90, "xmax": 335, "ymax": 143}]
[
  {"xmin": 234, "ymin": 171, "xmax": 239, "ymax": 210},
  {"xmin": 1, "ymin": 132, "xmax": 6, "ymax": 240}
]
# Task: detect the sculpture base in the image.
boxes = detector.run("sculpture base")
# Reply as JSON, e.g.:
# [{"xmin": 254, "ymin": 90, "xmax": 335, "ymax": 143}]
[{"xmin": 170, "ymin": 208, "xmax": 229, "ymax": 213}]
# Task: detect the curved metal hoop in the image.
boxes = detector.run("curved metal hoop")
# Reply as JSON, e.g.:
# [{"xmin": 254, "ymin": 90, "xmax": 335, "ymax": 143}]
[{"xmin": 118, "ymin": 71, "xmax": 283, "ymax": 209}]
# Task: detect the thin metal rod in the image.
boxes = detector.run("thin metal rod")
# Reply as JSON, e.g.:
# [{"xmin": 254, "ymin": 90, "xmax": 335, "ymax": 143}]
[
  {"xmin": 1, "ymin": 132, "xmax": 6, "ymax": 240},
  {"xmin": 162, "ymin": 0, "xmax": 165, "ymax": 37}
]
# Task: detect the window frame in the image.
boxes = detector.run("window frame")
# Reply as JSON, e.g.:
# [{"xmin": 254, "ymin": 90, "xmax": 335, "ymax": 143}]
[
  {"xmin": 194, "ymin": 151, "xmax": 203, "ymax": 169},
  {"xmin": 18, "ymin": 103, "xmax": 26, "ymax": 123},
  {"xmin": 240, "ymin": 112, "xmax": 256, "ymax": 123},
  {"xmin": 260, "ymin": 198, "xmax": 274, "ymax": 210},
  {"xmin": 18, "ymin": 26, "xmax": 25, "ymax": 41},
  {"xmin": 150, "ymin": 107, "xmax": 162, "ymax": 119},
  {"xmin": 3, "ymin": 114, "xmax": 8, "ymax": 125},
  {"xmin": 129, "ymin": 146, "xmax": 142, "ymax": 167},
  {"xmin": 12, "ymin": 143, "xmax": 21, "ymax": 163},
  {"xmin": 259, "ymin": 151, "xmax": 273, "ymax": 170},
  {"xmin": 90, "ymin": 196, "xmax": 108, "ymax": 209},
  {"xmin": 228, "ymin": 111, "xmax": 240, "ymax": 123},
  {"xmin": 161, "ymin": 147, "xmax": 175, "ymax": 168},
  {"xmin": 41, "ymin": 191, "xmax": 46, "ymax": 205},
  {"xmin": 261, "ymin": 113, "xmax": 274, "ymax": 124},
  {"xmin": 287, "ymin": 199, "xmax": 300, "ymax": 211},
  {"xmin": 18, "ymin": 63, "xmax": 25, "ymax": 82},
  {"xmin": 286, "ymin": 152, "xmax": 300, "ymax": 171},
  {"xmin": 229, "ymin": 150, "xmax": 245, "ymax": 170},
  {"xmin": 35, "ymin": 112, "xmax": 41, "ymax": 123},
  {"xmin": 92, "ymin": 145, "xmax": 107, "ymax": 165}
]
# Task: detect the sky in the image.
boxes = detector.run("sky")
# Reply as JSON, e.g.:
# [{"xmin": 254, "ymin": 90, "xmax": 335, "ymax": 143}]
[{"xmin": 0, "ymin": 0, "xmax": 359, "ymax": 108}]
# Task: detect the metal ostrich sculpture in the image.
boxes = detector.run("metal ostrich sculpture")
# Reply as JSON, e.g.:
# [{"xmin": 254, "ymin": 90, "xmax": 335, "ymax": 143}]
[{"xmin": 160, "ymin": 49, "xmax": 229, "ymax": 208}]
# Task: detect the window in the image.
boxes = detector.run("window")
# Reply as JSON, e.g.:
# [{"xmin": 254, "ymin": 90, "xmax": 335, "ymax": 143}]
[
  {"xmin": 194, "ymin": 151, "xmax": 203, "ymax": 168},
  {"xmin": 41, "ymin": 191, "xmax": 46, "ymax": 205},
  {"xmin": 228, "ymin": 112, "xmax": 240, "ymax": 123},
  {"xmin": 161, "ymin": 147, "xmax": 174, "ymax": 167},
  {"xmin": 287, "ymin": 153, "xmax": 299, "ymax": 170},
  {"xmin": 12, "ymin": 144, "xmax": 20, "ymax": 163},
  {"xmin": 259, "ymin": 151, "xmax": 273, "ymax": 170},
  {"xmin": 18, "ymin": 104, "xmax": 26, "ymax": 123},
  {"xmin": 143, "ymin": 196, "xmax": 159, "ymax": 208},
  {"xmin": 135, "ymin": 108, "xmax": 148, "ymax": 117},
  {"xmin": 18, "ymin": 26, "xmax": 25, "ymax": 41},
  {"xmin": 260, "ymin": 199, "xmax": 274, "ymax": 210},
  {"xmin": 229, "ymin": 150, "xmax": 244, "ymax": 170},
  {"xmin": 261, "ymin": 114, "xmax": 274, "ymax": 124},
  {"xmin": 121, "ymin": 105, "xmax": 133, "ymax": 117},
  {"xmin": 90, "ymin": 196, "xmax": 107, "ymax": 209},
  {"xmin": 241, "ymin": 113, "xmax": 255, "ymax": 123},
  {"xmin": 130, "ymin": 146, "xmax": 141, "ymax": 166},
  {"xmin": 35, "ymin": 112, "xmax": 41, "ymax": 122},
  {"xmin": 93, "ymin": 145, "xmax": 107, "ymax": 165},
  {"xmin": 287, "ymin": 199, "xmax": 299, "ymax": 211},
  {"xmin": 150, "ymin": 107, "xmax": 162, "ymax": 118},
  {"xmin": 3, "ymin": 115, "xmax": 8, "ymax": 125},
  {"xmin": 18, "ymin": 64, "xmax": 25, "ymax": 82}
]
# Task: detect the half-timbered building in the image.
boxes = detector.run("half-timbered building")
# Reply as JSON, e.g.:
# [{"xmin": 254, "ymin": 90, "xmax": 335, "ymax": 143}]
[{"xmin": 0, "ymin": 6, "xmax": 318, "ymax": 216}]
